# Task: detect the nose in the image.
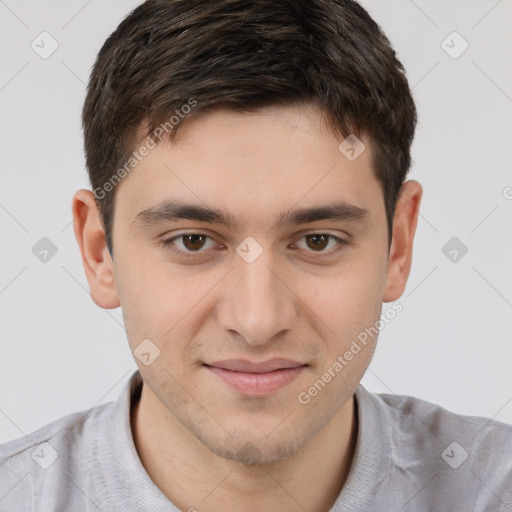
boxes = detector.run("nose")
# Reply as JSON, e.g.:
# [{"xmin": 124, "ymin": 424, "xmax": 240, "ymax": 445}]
[{"xmin": 217, "ymin": 245, "xmax": 298, "ymax": 347}]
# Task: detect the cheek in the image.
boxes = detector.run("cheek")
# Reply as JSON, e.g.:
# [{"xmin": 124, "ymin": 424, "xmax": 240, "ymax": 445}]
[
  {"xmin": 299, "ymin": 257, "xmax": 386, "ymax": 337},
  {"xmin": 114, "ymin": 252, "xmax": 169, "ymax": 344},
  {"xmin": 115, "ymin": 252, "xmax": 216, "ymax": 354},
  {"xmin": 295, "ymin": 268, "xmax": 385, "ymax": 405}
]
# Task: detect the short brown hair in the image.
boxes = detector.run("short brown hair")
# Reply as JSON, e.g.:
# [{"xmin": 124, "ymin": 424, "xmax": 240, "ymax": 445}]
[{"xmin": 82, "ymin": 0, "xmax": 417, "ymax": 257}]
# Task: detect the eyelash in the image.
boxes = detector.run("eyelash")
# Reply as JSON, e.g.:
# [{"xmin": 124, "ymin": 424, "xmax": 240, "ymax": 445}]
[{"xmin": 160, "ymin": 232, "xmax": 348, "ymax": 259}]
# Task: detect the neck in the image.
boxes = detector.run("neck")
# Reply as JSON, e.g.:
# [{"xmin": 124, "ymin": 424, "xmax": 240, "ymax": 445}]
[{"xmin": 131, "ymin": 382, "xmax": 357, "ymax": 512}]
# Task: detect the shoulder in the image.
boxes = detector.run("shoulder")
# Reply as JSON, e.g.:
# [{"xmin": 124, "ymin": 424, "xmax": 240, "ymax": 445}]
[
  {"xmin": 0, "ymin": 402, "xmax": 114, "ymax": 510},
  {"xmin": 375, "ymin": 390, "xmax": 512, "ymax": 454},
  {"xmin": 0, "ymin": 401, "xmax": 113, "ymax": 462},
  {"xmin": 355, "ymin": 386, "xmax": 512, "ymax": 510}
]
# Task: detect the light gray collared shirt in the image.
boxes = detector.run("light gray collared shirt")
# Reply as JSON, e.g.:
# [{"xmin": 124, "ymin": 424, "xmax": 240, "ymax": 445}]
[{"xmin": 1, "ymin": 371, "xmax": 511, "ymax": 511}]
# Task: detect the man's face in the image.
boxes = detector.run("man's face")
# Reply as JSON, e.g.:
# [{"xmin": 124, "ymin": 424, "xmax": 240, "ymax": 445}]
[{"xmin": 111, "ymin": 104, "xmax": 390, "ymax": 465}]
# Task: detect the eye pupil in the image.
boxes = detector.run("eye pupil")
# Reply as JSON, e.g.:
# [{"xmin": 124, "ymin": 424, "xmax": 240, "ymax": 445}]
[
  {"xmin": 306, "ymin": 234, "xmax": 329, "ymax": 251},
  {"xmin": 183, "ymin": 234, "xmax": 206, "ymax": 251}
]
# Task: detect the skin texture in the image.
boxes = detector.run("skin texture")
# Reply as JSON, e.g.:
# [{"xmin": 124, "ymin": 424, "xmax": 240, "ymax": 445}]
[{"xmin": 72, "ymin": 103, "xmax": 422, "ymax": 511}]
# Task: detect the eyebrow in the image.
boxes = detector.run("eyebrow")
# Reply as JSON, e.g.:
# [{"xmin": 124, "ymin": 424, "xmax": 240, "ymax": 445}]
[{"xmin": 133, "ymin": 199, "xmax": 368, "ymax": 231}]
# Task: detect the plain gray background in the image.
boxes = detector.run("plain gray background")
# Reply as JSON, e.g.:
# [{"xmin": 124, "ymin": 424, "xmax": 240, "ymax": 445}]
[{"xmin": 0, "ymin": 0, "xmax": 511, "ymax": 444}]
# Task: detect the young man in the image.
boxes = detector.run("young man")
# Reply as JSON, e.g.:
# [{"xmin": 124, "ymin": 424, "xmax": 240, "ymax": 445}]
[{"xmin": 1, "ymin": 0, "xmax": 511, "ymax": 510}]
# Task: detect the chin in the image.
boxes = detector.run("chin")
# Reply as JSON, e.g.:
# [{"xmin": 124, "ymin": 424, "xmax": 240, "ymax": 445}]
[
  {"xmin": 190, "ymin": 413, "xmax": 326, "ymax": 468},
  {"xmin": 206, "ymin": 435, "xmax": 303, "ymax": 467}
]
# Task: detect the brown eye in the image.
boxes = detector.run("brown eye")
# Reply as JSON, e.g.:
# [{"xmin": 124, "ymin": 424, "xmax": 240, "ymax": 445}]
[
  {"xmin": 294, "ymin": 233, "xmax": 345, "ymax": 255},
  {"xmin": 181, "ymin": 234, "xmax": 207, "ymax": 251},
  {"xmin": 162, "ymin": 233, "xmax": 216, "ymax": 256},
  {"xmin": 305, "ymin": 234, "xmax": 329, "ymax": 251}
]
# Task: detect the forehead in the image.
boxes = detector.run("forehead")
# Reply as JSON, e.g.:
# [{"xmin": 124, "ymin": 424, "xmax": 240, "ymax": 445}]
[{"xmin": 115, "ymin": 104, "xmax": 382, "ymax": 226}]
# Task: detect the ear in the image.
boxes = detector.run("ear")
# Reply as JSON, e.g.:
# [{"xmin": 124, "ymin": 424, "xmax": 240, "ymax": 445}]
[
  {"xmin": 72, "ymin": 189, "xmax": 120, "ymax": 309},
  {"xmin": 383, "ymin": 180, "xmax": 423, "ymax": 302}
]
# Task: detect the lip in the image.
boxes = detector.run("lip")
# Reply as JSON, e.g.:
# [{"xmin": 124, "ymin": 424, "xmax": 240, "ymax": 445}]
[
  {"xmin": 204, "ymin": 358, "xmax": 307, "ymax": 396},
  {"xmin": 207, "ymin": 358, "xmax": 305, "ymax": 373}
]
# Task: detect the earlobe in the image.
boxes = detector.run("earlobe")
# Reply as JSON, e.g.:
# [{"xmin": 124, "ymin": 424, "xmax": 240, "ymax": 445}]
[
  {"xmin": 72, "ymin": 189, "xmax": 120, "ymax": 309},
  {"xmin": 383, "ymin": 180, "xmax": 423, "ymax": 302}
]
